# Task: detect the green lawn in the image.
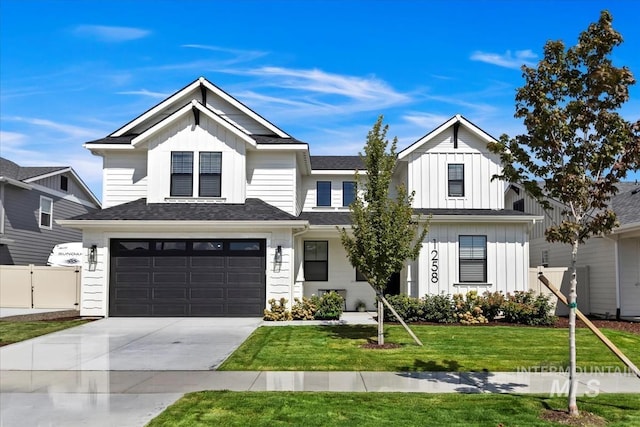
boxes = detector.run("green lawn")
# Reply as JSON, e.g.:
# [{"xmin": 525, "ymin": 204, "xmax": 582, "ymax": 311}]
[
  {"xmin": 146, "ymin": 392, "xmax": 640, "ymax": 427},
  {"xmin": 0, "ymin": 319, "xmax": 89, "ymax": 346},
  {"xmin": 219, "ymin": 325, "xmax": 640, "ymax": 372}
]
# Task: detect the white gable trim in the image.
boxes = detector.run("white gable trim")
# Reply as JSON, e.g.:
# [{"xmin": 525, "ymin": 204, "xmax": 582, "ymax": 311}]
[
  {"xmin": 20, "ymin": 168, "xmax": 101, "ymax": 207},
  {"xmin": 398, "ymin": 114, "xmax": 497, "ymax": 160},
  {"xmin": 22, "ymin": 168, "xmax": 70, "ymax": 182},
  {"xmin": 200, "ymin": 78, "xmax": 290, "ymax": 138},
  {"xmin": 131, "ymin": 100, "xmax": 257, "ymax": 147}
]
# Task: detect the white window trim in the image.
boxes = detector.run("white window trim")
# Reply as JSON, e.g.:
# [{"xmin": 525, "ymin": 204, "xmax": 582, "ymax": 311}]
[{"xmin": 39, "ymin": 196, "xmax": 53, "ymax": 229}]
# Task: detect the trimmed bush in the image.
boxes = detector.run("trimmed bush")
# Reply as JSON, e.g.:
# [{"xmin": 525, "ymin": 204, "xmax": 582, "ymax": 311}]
[
  {"xmin": 382, "ymin": 294, "xmax": 424, "ymax": 322},
  {"xmin": 263, "ymin": 298, "xmax": 292, "ymax": 321},
  {"xmin": 423, "ymin": 294, "xmax": 457, "ymax": 323},
  {"xmin": 502, "ymin": 290, "xmax": 557, "ymax": 326},
  {"xmin": 314, "ymin": 291, "xmax": 344, "ymax": 320},
  {"xmin": 479, "ymin": 291, "xmax": 505, "ymax": 321},
  {"xmin": 291, "ymin": 297, "xmax": 317, "ymax": 320},
  {"xmin": 453, "ymin": 291, "xmax": 488, "ymax": 324}
]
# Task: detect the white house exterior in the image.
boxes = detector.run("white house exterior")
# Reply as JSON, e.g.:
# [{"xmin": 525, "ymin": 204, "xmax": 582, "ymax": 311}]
[
  {"xmin": 506, "ymin": 183, "xmax": 640, "ymax": 319},
  {"xmin": 60, "ymin": 77, "xmax": 541, "ymax": 317}
]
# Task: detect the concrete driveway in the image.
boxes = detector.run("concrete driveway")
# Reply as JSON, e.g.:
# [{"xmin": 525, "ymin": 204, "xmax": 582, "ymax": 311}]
[{"xmin": 0, "ymin": 317, "xmax": 261, "ymax": 426}]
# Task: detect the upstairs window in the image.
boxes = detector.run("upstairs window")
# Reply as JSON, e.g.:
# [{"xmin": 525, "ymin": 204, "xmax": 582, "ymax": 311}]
[
  {"xmin": 171, "ymin": 152, "xmax": 193, "ymax": 197},
  {"xmin": 342, "ymin": 181, "xmax": 356, "ymax": 207},
  {"xmin": 459, "ymin": 235, "xmax": 487, "ymax": 282},
  {"xmin": 317, "ymin": 181, "xmax": 331, "ymax": 206},
  {"xmin": 199, "ymin": 152, "xmax": 222, "ymax": 197},
  {"xmin": 304, "ymin": 241, "xmax": 328, "ymax": 281},
  {"xmin": 513, "ymin": 199, "xmax": 525, "ymax": 212},
  {"xmin": 39, "ymin": 196, "xmax": 53, "ymax": 229},
  {"xmin": 448, "ymin": 164, "xmax": 465, "ymax": 197},
  {"xmin": 60, "ymin": 175, "xmax": 68, "ymax": 192}
]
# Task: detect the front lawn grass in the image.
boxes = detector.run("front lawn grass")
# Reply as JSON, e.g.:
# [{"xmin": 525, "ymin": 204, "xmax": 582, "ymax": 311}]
[
  {"xmin": 146, "ymin": 391, "xmax": 640, "ymax": 427},
  {"xmin": 219, "ymin": 325, "xmax": 640, "ymax": 372},
  {"xmin": 0, "ymin": 319, "xmax": 89, "ymax": 346}
]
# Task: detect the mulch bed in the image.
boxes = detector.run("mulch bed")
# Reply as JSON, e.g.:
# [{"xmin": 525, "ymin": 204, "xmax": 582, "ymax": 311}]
[
  {"xmin": 540, "ymin": 409, "xmax": 607, "ymax": 427},
  {"xmin": 551, "ymin": 316, "xmax": 640, "ymax": 335}
]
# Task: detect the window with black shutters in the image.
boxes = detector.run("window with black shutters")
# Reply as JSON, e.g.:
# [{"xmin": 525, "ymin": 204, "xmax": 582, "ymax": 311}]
[
  {"xmin": 199, "ymin": 152, "xmax": 222, "ymax": 197},
  {"xmin": 304, "ymin": 241, "xmax": 328, "ymax": 281},
  {"xmin": 171, "ymin": 152, "xmax": 193, "ymax": 196},
  {"xmin": 448, "ymin": 164, "xmax": 465, "ymax": 197},
  {"xmin": 459, "ymin": 235, "xmax": 487, "ymax": 282}
]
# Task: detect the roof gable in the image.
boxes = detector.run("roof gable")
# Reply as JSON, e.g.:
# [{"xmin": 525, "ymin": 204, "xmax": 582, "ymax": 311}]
[
  {"xmin": 111, "ymin": 77, "xmax": 289, "ymax": 139},
  {"xmin": 398, "ymin": 114, "xmax": 497, "ymax": 159}
]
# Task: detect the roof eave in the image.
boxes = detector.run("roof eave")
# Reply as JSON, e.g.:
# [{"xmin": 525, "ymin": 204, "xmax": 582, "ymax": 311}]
[
  {"xmin": 416, "ymin": 214, "xmax": 544, "ymax": 223},
  {"xmin": 0, "ymin": 177, "xmax": 32, "ymax": 190},
  {"xmin": 57, "ymin": 219, "xmax": 308, "ymax": 230}
]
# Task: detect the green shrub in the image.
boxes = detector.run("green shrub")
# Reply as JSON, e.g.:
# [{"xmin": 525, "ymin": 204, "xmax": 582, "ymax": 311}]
[
  {"xmin": 479, "ymin": 291, "xmax": 505, "ymax": 321},
  {"xmin": 314, "ymin": 291, "xmax": 344, "ymax": 320},
  {"xmin": 502, "ymin": 291, "xmax": 556, "ymax": 326},
  {"xmin": 382, "ymin": 294, "xmax": 424, "ymax": 322},
  {"xmin": 291, "ymin": 297, "xmax": 317, "ymax": 320},
  {"xmin": 422, "ymin": 294, "xmax": 457, "ymax": 323},
  {"xmin": 263, "ymin": 298, "xmax": 292, "ymax": 321},
  {"xmin": 453, "ymin": 291, "xmax": 488, "ymax": 324}
]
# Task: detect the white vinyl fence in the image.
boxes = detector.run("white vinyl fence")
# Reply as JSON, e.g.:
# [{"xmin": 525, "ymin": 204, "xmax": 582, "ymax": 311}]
[
  {"xmin": 0, "ymin": 265, "xmax": 80, "ymax": 309},
  {"xmin": 529, "ymin": 266, "xmax": 590, "ymax": 316}
]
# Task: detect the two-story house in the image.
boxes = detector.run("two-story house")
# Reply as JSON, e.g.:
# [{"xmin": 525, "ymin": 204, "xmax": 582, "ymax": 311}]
[
  {"xmin": 506, "ymin": 183, "xmax": 640, "ymax": 319},
  {"xmin": 0, "ymin": 157, "xmax": 100, "ymax": 265},
  {"xmin": 60, "ymin": 77, "xmax": 541, "ymax": 317}
]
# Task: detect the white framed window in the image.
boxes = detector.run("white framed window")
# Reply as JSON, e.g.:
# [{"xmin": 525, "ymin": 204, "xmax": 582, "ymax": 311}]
[
  {"xmin": 343, "ymin": 181, "xmax": 356, "ymax": 206},
  {"xmin": 304, "ymin": 241, "xmax": 328, "ymax": 281},
  {"xmin": 170, "ymin": 152, "xmax": 194, "ymax": 197},
  {"xmin": 39, "ymin": 196, "xmax": 53, "ymax": 229},
  {"xmin": 199, "ymin": 152, "xmax": 222, "ymax": 197},
  {"xmin": 448, "ymin": 164, "xmax": 465, "ymax": 197},
  {"xmin": 317, "ymin": 181, "xmax": 331, "ymax": 206}
]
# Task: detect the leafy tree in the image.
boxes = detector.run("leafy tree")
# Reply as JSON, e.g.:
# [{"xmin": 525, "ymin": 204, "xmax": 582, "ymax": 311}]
[
  {"xmin": 339, "ymin": 116, "xmax": 428, "ymax": 345},
  {"xmin": 488, "ymin": 10, "xmax": 640, "ymax": 416}
]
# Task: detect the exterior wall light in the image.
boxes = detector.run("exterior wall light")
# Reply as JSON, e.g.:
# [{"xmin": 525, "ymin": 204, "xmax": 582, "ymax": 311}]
[
  {"xmin": 275, "ymin": 245, "xmax": 282, "ymax": 263},
  {"xmin": 89, "ymin": 244, "xmax": 98, "ymax": 264}
]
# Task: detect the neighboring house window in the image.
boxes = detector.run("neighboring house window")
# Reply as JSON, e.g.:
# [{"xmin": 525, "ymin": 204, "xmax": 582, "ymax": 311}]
[
  {"xmin": 448, "ymin": 164, "xmax": 465, "ymax": 197},
  {"xmin": 171, "ymin": 152, "xmax": 193, "ymax": 197},
  {"xmin": 343, "ymin": 181, "xmax": 356, "ymax": 206},
  {"xmin": 60, "ymin": 175, "xmax": 68, "ymax": 192},
  {"xmin": 304, "ymin": 241, "xmax": 328, "ymax": 281},
  {"xmin": 39, "ymin": 196, "xmax": 53, "ymax": 229},
  {"xmin": 513, "ymin": 199, "xmax": 525, "ymax": 212},
  {"xmin": 355, "ymin": 268, "xmax": 367, "ymax": 282},
  {"xmin": 459, "ymin": 235, "xmax": 487, "ymax": 282},
  {"xmin": 199, "ymin": 152, "xmax": 222, "ymax": 197},
  {"xmin": 541, "ymin": 250, "xmax": 549, "ymax": 268},
  {"xmin": 317, "ymin": 181, "xmax": 331, "ymax": 206}
]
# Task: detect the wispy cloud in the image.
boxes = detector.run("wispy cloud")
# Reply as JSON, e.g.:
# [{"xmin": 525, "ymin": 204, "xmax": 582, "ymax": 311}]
[
  {"xmin": 470, "ymin": 49, "xmax": 537, "ymax": 69},
  {"xmin": 117, "ymin": 89, "xmax": 170, "ymax": 99},
  {"xmin": 6, "ymin": 117, "xmax": 100, "ymax": 139},
  {"xmin": 403, "ymin": 113, "xmax": 454, "ymax": 130},
  {"xmin": 73, "ymin": 25, "xmax": 150, "ymax": 42},
  {"xmin": 181, "ymin": 44, "xmax": 268, "ymax": 63}
]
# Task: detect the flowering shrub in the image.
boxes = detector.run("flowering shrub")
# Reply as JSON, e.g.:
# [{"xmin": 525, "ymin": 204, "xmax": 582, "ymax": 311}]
[
  {"xmin": 263, "ymin": 298, "xmax": 292, "ymax": 321},
  {"xmin": 453, "ymin": 291, "xmax": 488, "ymax": 324},
  {"xmin": 291, "ymin": 297, "xmax": 317, "ymax": 320},
  {"xmin": 478, "ymin": 291, "xmax": 505, "ymax": 321},
  {"xmin": 501, "ymin": 291, "xmax": 556, "ymax": 326}
]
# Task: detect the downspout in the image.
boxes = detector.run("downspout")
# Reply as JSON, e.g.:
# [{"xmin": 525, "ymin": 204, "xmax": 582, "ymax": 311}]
[
  {"xmin": 291, "ymin": 224, "xmax": 310, "ymax": 302},
  {"xmin": 614, "ymin": 238, "xmax": 621, "ymax": 320}
]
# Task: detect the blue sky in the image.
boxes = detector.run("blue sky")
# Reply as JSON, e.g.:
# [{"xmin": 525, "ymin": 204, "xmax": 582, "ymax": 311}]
[{"xmin": 2, "ymin": 0, "xmax": 640, "ymax": 200}]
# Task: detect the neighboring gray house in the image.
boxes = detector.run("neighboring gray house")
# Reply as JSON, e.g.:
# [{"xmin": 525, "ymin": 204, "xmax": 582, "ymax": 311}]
[
  {"xmin": 0, "ymin": 157, "xmax": 101, "ymax": 265},
  {"xmin": 506, "ymin": 182, "xmax": 640, "ymax": 318}
]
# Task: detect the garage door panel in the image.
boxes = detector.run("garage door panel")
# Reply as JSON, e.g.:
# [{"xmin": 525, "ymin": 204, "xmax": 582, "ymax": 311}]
[
  {"xmin": 153, "ymin": 288, "xmax": 187, "ymax": 300},
  {"xmin": 110, "ymin": 238, "xmax": 265, "ymax": 317},
  {"xmin": 154, "ymin": 257, "xmax": 188, "ymax": 268},
  {"xmin": 190, "ymin": 288, "xmax": 224, "ymax": 299},
  {"xmin": 116, "ymin": 272, "xmax": 150, "ymax": 285}
]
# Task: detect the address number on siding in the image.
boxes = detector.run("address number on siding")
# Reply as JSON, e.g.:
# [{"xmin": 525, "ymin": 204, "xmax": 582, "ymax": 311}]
[{"xmin": 430, "ymin": 239, "xmax": 438, "ymax": 284}]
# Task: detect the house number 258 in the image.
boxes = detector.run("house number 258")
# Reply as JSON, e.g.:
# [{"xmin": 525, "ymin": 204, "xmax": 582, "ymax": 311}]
[{"xmin": 430, "ymin": 239, "xmax": 439, "ymax": 284}]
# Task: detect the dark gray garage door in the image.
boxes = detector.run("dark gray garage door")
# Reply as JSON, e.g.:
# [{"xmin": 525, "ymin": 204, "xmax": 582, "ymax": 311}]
[{"xmin": 109, "ymin": 239, "xmax": 266, "ymax": 317}]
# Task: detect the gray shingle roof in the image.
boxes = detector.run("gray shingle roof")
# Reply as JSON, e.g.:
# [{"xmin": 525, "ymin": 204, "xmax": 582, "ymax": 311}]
[
  {"xmin": 252, "ymin": 135, "xmax": 308, "ymax": 145},
  {"xmin": 0, "ymin": 157, "xmax": 68, "ymax": 181},
  {"xmin": 310, "ymin": 156, "xmax": 364, "ymax": 170},
  {"xmin": 71, "ymin": 198, "xmax": 301, "ymax": 221},
  {"xmin": 414, "ymin": 208, "xmax": 535, "ymax": 216},
  {"xmin": 611, "ymin": 182, "xmax": 640, "ymax": 225},
  {"xmin": 85, "ymin": 135, "xmax": 137, "ymax": 145},
  {"xmin": 298, "ymin": 211, "xmax": 353, "ymax": 225}
]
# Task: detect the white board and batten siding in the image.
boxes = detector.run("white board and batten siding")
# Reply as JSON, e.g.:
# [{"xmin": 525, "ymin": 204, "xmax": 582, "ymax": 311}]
[
  {"xmin": 146, "ymin": 114, "xmax": 246, "ymax": 204},
  {"xmin": 406, "ymin": 127, "xmax": 504, "ymax": 210},
  {"xmin": 411, "ymin": 222, "xmax": 531, "ymax": 298},
  {"xmin": 246, "ymin": 152, "xmax": 297, "ymax": 215},
  {"xmin": 619, "ymin": 238, "xmax": 640, "ymax": 317},
  {"xmin": 102, "ymin": 152, "xmax": 148, "ymax": 209}
]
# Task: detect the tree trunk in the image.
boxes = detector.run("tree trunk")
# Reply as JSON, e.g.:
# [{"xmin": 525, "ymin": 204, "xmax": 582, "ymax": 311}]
[
  {"xmin": 568, "ymin": 239, "xmax": 579, "ymax": 416},
  {"xmin": 377, "ymin": 296, "xmax": 384, "ymax": 345}
]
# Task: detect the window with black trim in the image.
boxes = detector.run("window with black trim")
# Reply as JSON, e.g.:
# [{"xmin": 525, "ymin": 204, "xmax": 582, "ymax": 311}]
[
  {"xmin": 448, "ymin": 164, "xmax": 464, "ymax": 197},
  {"xmin": 343, "ymin": 181, "xmax": 356, "ymax": 206},
  {"xmin": 459, "ymin": 235, "xmax": 487, "ymax": 282},
  {"xmin": 317, "ymin": 181, "xmax": 331, "ymax": 206},
  {"xmin": 60, "ymin": 175, "xmax": 68, "ymax": 192},
  {"xmin": 304, "ymin": 241, "xmax": 328, "ymax": 281},
  {"xmin": 39, "ymin": 196, "xmax": 53, "ymax": 228},
  {"xmin": 199, "ymin": 152, "xmax": 222, "ymax": 197},
  {"xmin": 355, "ymin": 268, "xmax": 367, "ymax": 282},
  {"xmin": 513, "ymin": 198, "xmax": 525, "ymax": 212},
  {"xmin": 171, "ymin": 152, "xmax": 193, "ymax": 196}
]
